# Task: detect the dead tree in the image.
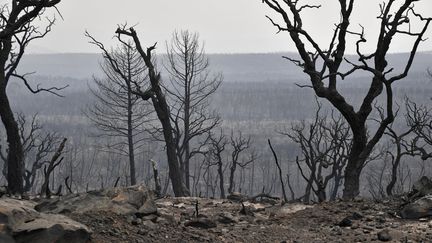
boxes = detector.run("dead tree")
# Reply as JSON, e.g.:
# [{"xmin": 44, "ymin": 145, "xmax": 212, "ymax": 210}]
[
  {"xmin": 207, "ymin": 130, "xmax": 228, "ymax": 199},
  {"xmin": 41, "ymin": 138, "xmax": 67, "ymax": 198},
  {"xmin": 381, "ymin": 100, "xmax": 421, "ymax": 196},
  {"xmin": 18, "ymin": 114, "xmax": 59, "ymax": 192},
  {"xmin": 268, "ymin": 139, "xmax": 288, "ymax": 202},
  {"xmin": 405, "ymin": 99, "xmax": 432, "ymax": 161},
  {"xmin": 165, "ymin": 30, "xmax": 222, "ymax": 190},
  {"xmin": 227, "ymin": 131, "xmax": 256, "ymax": 194},
  {"xmin": 262, "ymin": 0, "xmax": 431, "ymax": 199},
  {"xmin": 0, "ymin": 114, "xmax": 61, "ymax": 193},
  {"xmin": 282, "ymin": 103, "xmax": 351, "ymax": 203},
  {"xmin": 83, "ymin": 39, "xmax": 152, "ymax": 186},
  {"xmin": 150, "ymin": 159, "xmax": 162, "ymax": 197},
  {"xmin": 0, "ymin": 0, "xmax": 63, "ymax": 194},
  {"xmin": 87, "ymin": 27, "xmax": 189, "ymax": 196}
]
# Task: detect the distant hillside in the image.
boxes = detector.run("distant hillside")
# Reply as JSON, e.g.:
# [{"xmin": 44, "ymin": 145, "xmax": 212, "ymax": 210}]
[{"xmin": 19, "ymin": 52, "xmax": 432, "ymax": 83}]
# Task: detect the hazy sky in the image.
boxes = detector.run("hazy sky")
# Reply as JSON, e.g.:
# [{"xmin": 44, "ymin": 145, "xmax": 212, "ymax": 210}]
[{"xmin": 26, "ymin": 0, "xmax": 432, "ymax": 54}]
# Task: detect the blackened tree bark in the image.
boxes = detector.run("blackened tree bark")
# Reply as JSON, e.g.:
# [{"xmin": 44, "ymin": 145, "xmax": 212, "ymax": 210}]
[
  {"xmin": 268, "ymin": 139, "xmax": 288, "ymax": 202},
  {"xmin": 83, "ymin": 39, "xmax": 151, "ymax": 186},
  {"xmin": 165, "ymin": 30, "xmax": 221, "ymax": 190},
  {"xmin": 382, "ymin": 101, "xmax": 418, "ymax": 196},
  {"xmin": 227, "ymin": 131, "xmax": 255, "ymax": 194},
  {"xmin": 262, "ymin": 0, "xmax": 431, "ymax": 199},
  {"xmin": 283, "ymin": 102, "xmax": 351, "ymax": 203},
  {"xmin": 405, "ymin": 99, "xmax": 432, "ymax": 161},
  {"xmin": 0, "ymin": 0, "xmax": 62, "ymax": 194},
  {"xmin": 41, "ymin": 138, "xmax": 67, "ymax": 198},
  {"xmin": 88, "ymin": 27, "xmax": 190, "ymax": 196},
  {"xmin": 207, "ymin": 130, "xmax": 228, "ymax": 199}
]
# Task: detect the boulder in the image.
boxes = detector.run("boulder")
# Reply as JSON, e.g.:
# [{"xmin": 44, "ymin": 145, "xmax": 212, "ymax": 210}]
[
  {"xmin": 136, "ymin": 200, "xmax": 157, "ymax": 218},
  {"xmin": 400, "ymin": 195, "xmax": 432, "ymax": 219},
  {"xmin": 377, "ymin": 229, "xmax": 392, "ymax": 242},
  {"xmin": 0, "ymin": 198, "xmax": 91, "ymax": 243},
  {"xmin": 36, "ymin": 185, "xmax": 157, "ymax": 217},
  {"xmin": 217, "ymin": 212, "xmax": 238, "ymax": 224},
  {"xmin": 338, "ymin": 217, "xmax": 352, "ymax": 227},
  {"xmin": 270, "ymin": 203, "xmax": 313, "ymax": 218}
]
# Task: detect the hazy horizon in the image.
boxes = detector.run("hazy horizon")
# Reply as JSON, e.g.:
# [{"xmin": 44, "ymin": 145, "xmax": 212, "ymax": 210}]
[
  {"xmin": 24, "ymin": 0, "xmax": 432, "ymax": 54},
  {"xmin": 25, "ymin": 50, "xmax": 432, "ymax": 56}
]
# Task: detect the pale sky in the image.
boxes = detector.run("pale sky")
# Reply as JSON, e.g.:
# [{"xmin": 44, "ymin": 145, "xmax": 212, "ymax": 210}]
[{"xmin": 24, "ymin": 0, "xmax": 432, "ymax": 54}]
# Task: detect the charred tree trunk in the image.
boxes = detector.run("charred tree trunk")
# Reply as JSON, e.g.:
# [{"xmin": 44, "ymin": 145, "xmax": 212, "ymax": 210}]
[
  {"xmin": 90, "ymin": 28, "xmax": 191, "ymax": 197},
  {"xmin": 342, "ymin": 131, "xmax": 368, "ymax": 199},
  {"xmin": 117, "ymin": 28, "xmax": 189, "ymax": 196},
  {"xmin": 126, "ymin": 77, "xmax": 137, "ymax": 186},
  {"xmin": 330, "ymin": 174, "xmax": 343, "ymax": 201},
  {"xmin": 216, "ymin": 157, "xmax": 225, "ymax": 199},
  {"xmin": 268, "ymin": 139, "xmax": 288, "ymax": 202},
  {"xmin": 227, "ymin": 159, "xmax": 238, "ymax": 194},
  {"xmin": 386, "ymin": 154, "xmax": 401, "ymax": 196},
  {"xmin": 152, "ymin": 94, "xmax": 189, "ymax": 196},
  {"xmin": 151, "ymin": 159, "xmax": 162, "ymax": 197},
  {"xmin": 183, "ymin": 69, "xmax": 191, "ymax": 190},
  {"xmin": 41, "ymin": 138, "xmax": 67, "ymax": 198},
  {"xmin": 316, "ymin": 178, "xmax": 326, "ymax": 203},
  {"xmin": 0, "ymin": 87, "xmax": 24, "ymax": 194}
]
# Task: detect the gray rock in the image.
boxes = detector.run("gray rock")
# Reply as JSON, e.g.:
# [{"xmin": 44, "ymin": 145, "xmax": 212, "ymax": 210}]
[
  {"xmin": 142, "ymin": 220, "xmax": 157, "ymax": 230},
  {"xmin": 131, "ymin": 218, "xmax": 142, "ymax": 225},
  {"xmin": 136, "ymin": 200, "xmax": 157, "ymax": 218},
  {"xmin": 36, "ymin": 184, "xmax": 155, "ymax": 216},
  {"xmin": 217, "ymin": 212, "xmax": 238, "ymax": 224},
  {"xmin": 377, "ymin": 229, "xmax": 392, "ymax": 241},
  {"xmin": 141, "ymin": 214, "xmax": 158, "ymax": 222},
  {"xmin": 0, "ymin": 198, "xmax": 91, "ymax": 243},
  {"xmin": 400, "ymin": 195, "xmax": 432, "ymax": 219},
  {"xmin": 338, "ymin": 217, "xmax": 353, "ymax": 227},
  {"xmin": 352, "ymin": 212, "xmax": 364, "ymax": 220}
]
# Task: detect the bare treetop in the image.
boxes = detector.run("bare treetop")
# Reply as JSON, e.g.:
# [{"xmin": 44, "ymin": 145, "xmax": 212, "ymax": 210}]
[{"xmin": 262, "ymin": 0, "xmax": 431, "ymax": 199}]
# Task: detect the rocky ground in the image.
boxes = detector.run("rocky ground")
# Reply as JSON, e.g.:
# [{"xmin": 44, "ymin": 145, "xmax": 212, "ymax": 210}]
[
  {"xmin": 1, "ymin": 183, "xmax": 432, "ymax": 242},
  {"xmin": 69, "ymin": 197, "xmax": 431, "ymax": 243}
]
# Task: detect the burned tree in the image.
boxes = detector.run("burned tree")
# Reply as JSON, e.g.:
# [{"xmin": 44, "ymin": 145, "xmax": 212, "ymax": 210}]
[
  {"xmin": 40, "ymin": 138, "xmax": 67, "ymax": 198},
  {"xmin": 268, "ymin": 139, "xmax": 289, "ymax": 202},
  {"xmin": 0, "ymin": 114, "xmax": 61, "ymax": 192},
  {"xmin": 84, "ymin": 39, "xmax": 152, "ymax": 186},
  {"xmin": 227, "ymin": 131, "xmax": 256, "ymax": 194},
  {"xmin": 262, "ymin": 0, "xmax": 431, "ymax": 198},
  {"xmin": 405, "ymin": 99, "xmax": 432, "ymax": 161},
  {"xmin": 282, "ymin": 103, "xmax": 351, "ymax": 203},
  {"xmin": 0, "ymin": 0, "xmax": 63, "ymax": 194},
  {"xmin": 87, "ymin": 27, "xmax": 190, "ymax": 196},
  {"xmin": 380, "ymin": 100, "xmax": 419, "ymax": 196},
  {"xmin": 207, "ymin": 130, "xmax": 228, "ymax": 199},
  {"xmin": 165, "ymin": 30, "xmax": 222, "ymax": 190}
]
